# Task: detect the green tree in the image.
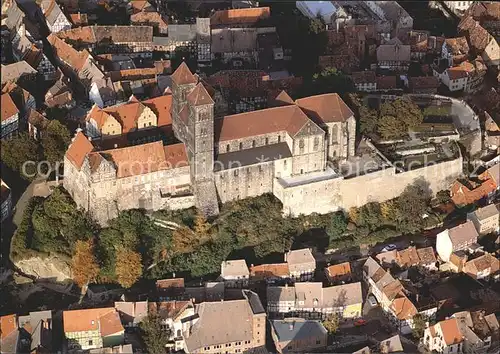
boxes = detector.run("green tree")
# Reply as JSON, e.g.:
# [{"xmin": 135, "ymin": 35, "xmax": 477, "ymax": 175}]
[
  {"xmin": 359, "ymin": 106, "xmax": 379, "ymax": 136},
  {"xmin": 323, "ymin": 314, "xmax": 340, "ymax": 333},
  {"xmin": 377, "ymin": 99, "xmax": 424, "ymax": 140},
  {"xmin": 378, "ymin": 115, "xmax": 406, "ymax": 140},
  {"xmin": 326, "ymin": 212, "xmax": 348, "ymax": 244},
  {"xmin": 139, "ymin": 314, "xmax": 170, "ymax": 354},
  {"xmin": 393, "ymin": 183, "xmax": 431, "ymax": 233},
  {"xmin": 304, "ymin": 67, "xmax": 356, "ymax": 97},
  {"xmin": 41, "ymin": 120, "xmax": 71, "ymax": 165},
  {"xmin": 412, "ymin": 314, "xmax": 427, "ymax": 339},
  {"xmin": 1, "ymin": 133, "xmax": 40, "ymax": 178}
]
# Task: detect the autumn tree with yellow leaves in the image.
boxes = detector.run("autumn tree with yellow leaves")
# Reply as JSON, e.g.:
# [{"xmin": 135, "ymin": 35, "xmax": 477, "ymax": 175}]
[
  {"xmin": 72, "ymin": 240, "xmax": 100, "ymax": 287},
  {"xmin": 115, "ymin": 247, "xmax": 143, "ymax": 288}
]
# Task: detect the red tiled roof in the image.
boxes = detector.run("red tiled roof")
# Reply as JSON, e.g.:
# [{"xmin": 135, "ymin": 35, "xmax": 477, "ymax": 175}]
[
  {"xmin": 63, "ymin": 308, "xmax": 123, "ymax": 334},
  {"xmin": 187, "ymin": 83, "xmax": 214, "ymax": 106},
  {"xmin": 69, "ymin": 13, "xmax": 88, "ymax": 26},
  {"xmin": 156, "ymin": 278, "xmax": 185, "ymax": 290},
  {"xmin": 249, "ymin": 263, "xmax": 289, "ymax": 280},
  {"xmin": 390, "ymin": 295, "xmax": 417, "ymax": 320},
  {"xmin": 148, "ymin": 301, "xmax": 191, "ymax": 321},
  {"xmin": 1, "ymin": 93, "xmax": 19, "ymax": 122},
  {"xmin": 65, "ymin": 132, "xmax": 94, "ymax": 170},
  {"xmin": 440, "ymin": 318, "xmax": 464, "ymax": 346},
  {"xmin": 142, "ymin": 94, "xmax": 173, "ymax": 127},
  {"xmin": 48, "ymin": 33, "xmax": 88, "ymax": 71},
  {"xmin": 409, "ymin": 76, "xmax": 439, "ymax": 90},
  {"xmin": 131, "ymin": 11, "xmax": 167, "ymax": 29},
  {"xmin": 351, "ymin": 71, "xmax": 376, "ymax": 84},
  {"xmin": 326, "ymin": 262, "xmax": 352, "ymax": 278},
  {"xmin": 450, "ymin": 179, "xmax": 497, "ymax": 206},
  {"xmin": 171, "ymin": 62, "xmax": 197, "ymax": 85},
  {"xmin": 210, "ymin": 7, "xmax": 270, "ymax": 26},
  {"xmin": 296, "ymin": 93, "xmax": 354, "ymax": 124},
  {"xmin": 215, "ymin": 104, "xmax": 309, "ymax": 142},
  {"xmin": 0, "ymin": 315, "xmax": 17, "ymax": 340},
  {"xmin": 89, "ymin": 142, "xmax": 187, "ymax": 178},
  {"xmin": 376, "ymin": 76, "xmax": 398, "ymax": 90}
]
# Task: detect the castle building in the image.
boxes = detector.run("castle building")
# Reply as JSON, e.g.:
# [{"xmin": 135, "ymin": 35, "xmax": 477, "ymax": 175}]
[{"xmin": 64, "ymin": 63, "xmax": 461, "ymax": 225}]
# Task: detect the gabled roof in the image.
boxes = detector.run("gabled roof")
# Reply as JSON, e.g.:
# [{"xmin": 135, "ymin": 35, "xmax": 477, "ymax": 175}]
[
  {"xmin": 214, "ymin": 104, "xmax": 310, "ymax": 142},
  {"xmin": 1, "ymin": 93, "xmax": 19, "ymax": 122},
  {"xmin": 444, "ymin": 37, "xmax": 470, "ymax": 55},
  {"xmin": 187, "ymin": 83, "xmax": 214, "ymax": 106},
  {"xmin": 210, "ymin": 7, "xmax": 270, "ymax": 26},
  {"xmin": 470, "ymin": 204, "xmax": 499, "ymax": 221},
  {"xmin": 48, "ymin": 34, "xmax": 89, "ymax": 71},
  {"xmin": 446, "ymin": 221, "xmax": 479, "ymax": 248},
  {"xmin": 63, "ymin": 308, "xmax": 123, "ymax": 335},
  {"xmin": 390, "ymin": 295, "xmax": 417, "ymax": 320},
  {"xmin": 439, "ymin": 318, "xmax": 464, "ymax": 346},
  {"xmin": 148, "ymin": 300, "xmax": 192, "ymax": 321},
  {"xmin": 131, "ymin": 11, "xmax": 168, "ymax": 30},
  {"xmin": 65, "ymin": 132, "xmax": 94, "ymax": 170},
  {"xmin": 89, "ymin": 141, "xmax": 187, "ymax": 178},
  {"xmin": 272, "ymin": 318, "xmax": 327, "ymax": 342},
  {"xmin": 171, "ymin": 62, "xmax": 197, "ymax": 85},
  {"xmin": 295, "ymin": 93, "xmax": 354, "ymax": 124},
  {"xmin": 465, "ymin": 253, "xmax": 499, "ymax": 274},
  {"xmin": 1, "ymin": 61, "xmax": 37, "ymax": 85},
  {"xmin": 250, "ymin": 263, "xmax": 290, "ymax": 280},
  {"xmin": 273, "ymin": 90, "xmax": 294, "ymax": 106},
  {"xmin": 325, "ymin": 262, "xmax": 351, "ymax": 278},
  {"xmin": 185, "ymin": 299, "xmax": 254, "ymax": 351}
]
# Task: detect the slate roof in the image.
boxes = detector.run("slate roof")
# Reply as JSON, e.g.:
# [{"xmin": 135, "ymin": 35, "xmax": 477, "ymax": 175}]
[
  {"xmin": 215, "ymin": 143, "xmax": 292, "ymax": 171},
  {"xmin": 272, "ymin": 318, "xmax": 326, "ymax": 342}
]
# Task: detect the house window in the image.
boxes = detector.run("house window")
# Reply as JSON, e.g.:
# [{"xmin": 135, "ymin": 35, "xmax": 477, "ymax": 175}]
[
  {"xmin": 332, "ymin": 125, "xmax": 338, "ymax": 143},
  {"xmin": 314, "ymin": 137, "xmax": 319, "ymax": 151},
  {"xmin": 265, "ymin": 137, "xmax": 269, "ymax": 145},
  {"xmin": 234, "ymin": 170, "xmax": 238, "ymax": 177},
  {"xmin": 252, "ymin": 140, "xmax": 256, "ymax": 148},
  {"xmin": 239, "ymin": 142, "xmax": 243, "ymax": 150},
  {"xmin": 316, "ymin": 340, "xmax": 321, "ymax": 345},
  {"xmin": 278, "ymin": 136, "xmax": 281, "ymax": 143},
  {"xmin": 89, "ymin": 340, "xmax": 93, "ymax": 346},
  {"xmin": 226, "ymin": 144, "xmax": 230, "ymax": 152}
]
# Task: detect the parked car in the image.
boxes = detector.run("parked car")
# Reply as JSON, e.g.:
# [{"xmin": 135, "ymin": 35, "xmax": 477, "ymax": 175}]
[
  {"xmin": 354, "ymin": 319, "xmax": 367, "ymax": 326},
  {"xmin": 381, "ymin": 244, "xmax": 397, "ymax": 252},
  {"xmin": 367, "ymin": 295, "xmax": 378, "ymax": 307}
]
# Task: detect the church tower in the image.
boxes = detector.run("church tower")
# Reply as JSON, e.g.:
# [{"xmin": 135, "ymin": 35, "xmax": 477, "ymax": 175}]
[{"xmin": 171, "ymin": 63, "xmax": 219, "ymax": 216}]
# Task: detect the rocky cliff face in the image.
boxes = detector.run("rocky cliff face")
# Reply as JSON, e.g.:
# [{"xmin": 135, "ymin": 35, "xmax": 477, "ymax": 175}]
[{"xmin": 15, "ymin": 256, "xmax": 72, "ymax": 282}]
